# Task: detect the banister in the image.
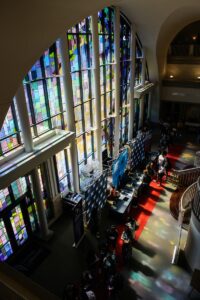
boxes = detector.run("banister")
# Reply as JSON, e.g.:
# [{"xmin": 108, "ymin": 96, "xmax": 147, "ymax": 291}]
[
  {"xmin": 192, "ymin": 177, "xmax": 200, "ymax": 220},
  {"xmin": 171, "ymin": 167, "xmax": 200, "ymax": 188},
  {"xmin": 179, "ymin": 182, "xmax": 197, "ymax": 214}
]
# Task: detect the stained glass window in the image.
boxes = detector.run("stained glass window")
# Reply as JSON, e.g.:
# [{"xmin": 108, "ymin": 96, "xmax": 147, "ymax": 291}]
[
  {"xmin": 0, "ymin": 104, "xmax": 21, "ymax": 155},
  {"xmin": 0, "ymin": 188, "xmax": 11, "ymax": 211},
  {"xmin": 11, "ymin": 177, "xmax": 27, "ymax": 200},
  {"xmin": 68, "ymin": 16, "xmax": 96, "ymax": 166},
  {"xmin": 120, "ymin": 14, "xmax": 131, "ymax": 145},
  {"xmin": 55, "ymin": 149, "xmax": 72, "ymax": 192},
  {"xmin": 98, "ymin": 7, "xmax": 115, "ymax": 156},
  {"xmin": 23, "ymin": 41, "xmax": 66, "ymax": 138},
  {"xmin": 10, "ymin": 206, "xmax": 28, "ymax": 246},
  {"xmin": 135, "ymin": 38, "xmax": 143, "ymax": 85},
  {"xmin": 0, "ymin": 219, "xmax": 13, "ymax": 261}
]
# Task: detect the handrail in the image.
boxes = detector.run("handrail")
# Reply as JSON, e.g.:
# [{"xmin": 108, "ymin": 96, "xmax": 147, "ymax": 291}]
[
  {"xmin": 179, "ymin": 181, "xmax": 197, "ymax": 214},
  {"xmin": 192, "ymin": 177, "xmax": 200, "ymax": 220},
  {"xmin": 171, "ymin": 167, "xmax": 200, "ymax": 188}
]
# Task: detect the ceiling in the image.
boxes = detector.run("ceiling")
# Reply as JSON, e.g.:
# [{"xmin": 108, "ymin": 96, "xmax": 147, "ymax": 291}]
[{"xmin": 1, "ymin": 0, "xmax": 200, "ymax": 126}]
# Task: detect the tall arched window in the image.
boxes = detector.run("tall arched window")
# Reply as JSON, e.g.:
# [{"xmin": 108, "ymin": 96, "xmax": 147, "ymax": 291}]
[
  {"xmin": 67, "ymin": 17, "xmax": 97, "ymax": 169},
  {"xmin": 120, "ymin": 14, "xmax": 131, "ymax": 145},
  {"xmin": 98, "ymin": 7, "xmax": 115, "ymax": 157}
]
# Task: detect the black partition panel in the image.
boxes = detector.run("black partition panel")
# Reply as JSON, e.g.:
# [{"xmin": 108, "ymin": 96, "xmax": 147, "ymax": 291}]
[
  {"xmin": 128, "ymin": 137, "xmax": 145, "ymax": 169},
  {"xmin": 82, "ymin": 172, "xmax": 107, "ymax": 223}
]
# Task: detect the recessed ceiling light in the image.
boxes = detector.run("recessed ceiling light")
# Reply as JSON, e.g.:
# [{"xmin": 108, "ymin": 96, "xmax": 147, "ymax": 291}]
[
  {"xmin": 192, "ymin": 36, "xmax": 197, "ymax": 40},
  {"xmin": 169, "ymin": 75, "xmax": 174, "ymax": 78},
  {"xmin": 197, "ymin": 76, "xmax": 200, "ymax": 79}
]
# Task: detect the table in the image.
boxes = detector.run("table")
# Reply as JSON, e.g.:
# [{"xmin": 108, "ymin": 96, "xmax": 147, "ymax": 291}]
[{"xmin": 109, "ymin": 173, "xmax": 143, "ymax": 219}]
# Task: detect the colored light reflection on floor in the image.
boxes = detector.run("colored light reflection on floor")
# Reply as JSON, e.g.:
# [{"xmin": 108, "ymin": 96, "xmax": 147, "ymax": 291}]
[{"xmin": 129, "ymin": 271, "xmax": 153, "ymax": 290}]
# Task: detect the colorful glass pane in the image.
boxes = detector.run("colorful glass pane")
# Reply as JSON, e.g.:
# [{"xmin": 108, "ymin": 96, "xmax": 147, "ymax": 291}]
[
  {"xmin": 74, "ymin": 106, "xmax": 83, "ymax": 135},
  {"xmin": 56, "ymin": 40, "xmax": 62, "ymax": 75},
  {"xmin": 51, "ymin": 115, "xmax": 62, "ymax": 129},
  {"xmin": 30, "ymin": 81, "xmax": 48, "ymax": 123},
  {"xmin": 100, "ymin": 66, "xmax": 105, "ymax": 94},
  {"xmin": 1, "ymin": 135, "xmax": 19, "ymax": 154},
  {"xmin": 56, "ymin": 151, "xmax": 67, "ymax": 179},
  {"xmin": 71, "ymin": 72, "xmax": 81, "ymax": 106},
  {"xmin": 80, "ymin": 35, "xmax": 89, "ymax": 69},
  {"xmin": 0, "ymin": 219, "xmax": 13, "ymax": 261},
  {"xmin": 43, "ymin": 45, "xmax": 56, "ymax": 77},
  {"xmin": 106, "ymin": 65, "xmax": 111, "ymax": 92},
  {"xmin": 11, "ymin": 177, "xmax": 27, "ymax": 200},
  {"xmin": 86, "ymin": 132, "xmax": 92, "ymax": 156},
  {"xmin": 47, "ymin": 78, "xmax": 61, "ymax": 116},
  {"xmin": 0, "ymin": 188, "xmax": 11, "ymax": 211},
  {"xmin": 29, "ymin": 60, "xmax": 42, "ymax": 81},
  {"xmin": 84, "ymin": 102, "xmax": 91, "ymax": 130},
  {"xmin": 99, "ymin": 35, "xmax": 104, "ymax": 65},
  {"xmin": 68, "ymin": 34, "xmax": 79, "ymax": 72},
  {"xmin": 0, "ymin": 107, "xmax": 16, "ymax": 139},
  {"xmin": 82, "ymin": 70, "xmax": 90, "ymax": 101},
  {"xmin": 76, "ymin": 135, "xmax": 85, "ymax": 162},
  {"xmin": 37, "ymin": 120, "xmax": 50, "ymax": 135},
  {"xmin": 10, "ymin": 206, "xmax": 28, "ymax": 246},
  {"xmin": 105, "ymin": 35, "xmax": 112, "ymax": 63}
]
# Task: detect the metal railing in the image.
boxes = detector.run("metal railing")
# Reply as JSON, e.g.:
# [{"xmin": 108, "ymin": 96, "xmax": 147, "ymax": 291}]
[
  {"xmin": 179, "ymin": 181, "xmax": 197, "ymax": 216},
  {"xmin": 171, "ymin": 167, "xmax": 200, "ymax": 188},
  {"xmin": 192, "ymin": 177, "xmax": 200, "ymax": 221}
]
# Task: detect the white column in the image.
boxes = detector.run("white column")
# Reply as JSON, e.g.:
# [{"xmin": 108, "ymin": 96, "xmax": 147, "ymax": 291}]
[
  {"xmin": 185, "ymin": 212, "xmax": 200, "ymax": 270},
  {"xmin": 147, "ymin": 92, "xmax": 152, "ymax": 120},
  {"xmin": 59, "ymin": 34, "xmax": 80, "ymax": 192},
  {"xmin": 141, "ymin": 47, "xmax": 146, "ymax": 86},
  {"xmin": 139, "ymin": 95, "xmax": 145, "ymax": 129},
  {"xmin": 91, "ymin": 13, "xmax": 102, "ymax": 172},
  {"xmin": 15, "ymin": 83, "xmax": 52, "ymax": 239},
  {"xmin": 31, "ymin": 168, "xmax": 53, "ymax": 240},
  {"xmin": 113, "ymin": 6, "xmax": 120, "ymax": 157},
  {"xmin": 128, "ymin": 24, "xmax": 136, "ymax": 141},
  {"xmin": 15, "ymin": 83, "xmax": 34, "ymax": 152}
]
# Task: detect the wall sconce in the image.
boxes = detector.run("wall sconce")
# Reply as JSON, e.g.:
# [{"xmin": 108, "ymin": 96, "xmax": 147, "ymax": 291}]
[
  {"xmin": 192, "ymin": 36, "xmax": 197, "ymax": 41},
  {"xmin": 197, "ymin": 76, "xmax": 200, "ymax": 79},
  {"xmin": 169, "ymin": 75, "xmax": 174, "ymax": 79}
]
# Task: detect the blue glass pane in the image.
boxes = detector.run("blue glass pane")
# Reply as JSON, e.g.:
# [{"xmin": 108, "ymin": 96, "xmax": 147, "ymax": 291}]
[
  {"xmin": 68, "ymin": 35, "xmax": 79, "ymax": 72},
  {"xmin": 29, "ymin": 60, "xmax": 42, "ymax": 81},
  {"xmin": 11, "ymin": 177, "xmax": 27, "ymax": 200}
]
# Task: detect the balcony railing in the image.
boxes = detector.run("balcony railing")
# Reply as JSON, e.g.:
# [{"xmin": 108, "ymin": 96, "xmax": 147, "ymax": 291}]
[
  {"xmin": 192, "ymin": 177, "xmax": 200, "ymax": 220},
  {"xmin": 180, "ymin": 181, "xmax": 197, "ymax": 218},
  {"xmin": 171, "ymin": 167, "xmax": 200, "ymax": 188}
]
